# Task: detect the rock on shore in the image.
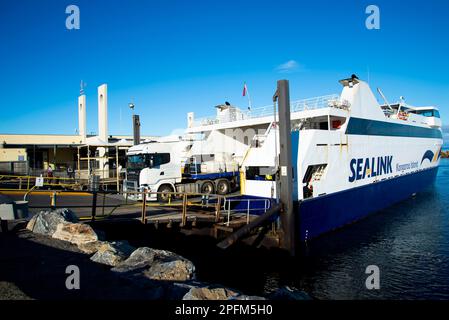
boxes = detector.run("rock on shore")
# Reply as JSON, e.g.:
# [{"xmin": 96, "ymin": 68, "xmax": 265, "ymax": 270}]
[
  {"xmin": 111, "ymin": 247, "xmax": 156, "ymax": 273},
  {"xmin": 143, "ymin": 249, "xmax": 195, "ymax": 282},
  {"xmin": 90, "ymin": 241, "xmax": 135, "ymax": 266},
  {"xmin": 112, "ymin": 247, "xmax": 196, "ymax": 282},
  {"xmin": 26, "ymin": 208, "xmax": 78, "ymax": 236},
  {"xmin": 183, "ymin": 286, "xmax": 239, "ymax": 300},
  {"xmin": 52, "ymin": 222, "xmax": 99, "ymax": 245}
]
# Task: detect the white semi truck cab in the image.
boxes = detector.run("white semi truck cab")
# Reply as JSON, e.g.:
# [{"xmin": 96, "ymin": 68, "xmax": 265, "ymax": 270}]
[{"xmin": 124, "ymin": 137, "xmax": 239, "ymax": 202}]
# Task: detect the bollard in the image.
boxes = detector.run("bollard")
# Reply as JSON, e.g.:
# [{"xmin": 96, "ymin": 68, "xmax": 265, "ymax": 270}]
[{"xmin": 50, "ymin": 192, "xmax": 57, "ymax": 209}]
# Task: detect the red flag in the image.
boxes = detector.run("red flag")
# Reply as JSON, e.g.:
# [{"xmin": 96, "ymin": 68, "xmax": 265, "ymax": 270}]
[{"xmin": 242, "ymin": 83, "xmax": 247, "ymax": 96}]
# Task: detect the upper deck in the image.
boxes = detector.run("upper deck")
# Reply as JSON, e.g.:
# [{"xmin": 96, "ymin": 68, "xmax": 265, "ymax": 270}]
[
  {"xmin": 186, "ymin": 94, "xmax": 349, "ymax": 133},
  {"xmin": 185, "ymin": 77, "xmax": 442, "ymax": 136}
]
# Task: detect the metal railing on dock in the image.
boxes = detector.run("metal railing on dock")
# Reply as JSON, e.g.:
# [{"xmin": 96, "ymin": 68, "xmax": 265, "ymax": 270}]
[
  {"xmin": 13, "ymin": 188, "xmax": 272, "ymax": 229},
  {"xmin": 0, "ymin": 174, "xmax": 77, "ymax": 190}
]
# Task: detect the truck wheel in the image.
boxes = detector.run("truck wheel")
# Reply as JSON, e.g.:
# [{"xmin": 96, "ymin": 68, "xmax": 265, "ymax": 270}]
[
  {"xmin": 201, "ymin": 181, "xmax": 214, "ymax": 194},
  {"xmin": 216, "ymin": 179, "xmax": 229, "ymax": 195},
  {"xmin": 157, "ymin": 185, "xmax": 174, "ymax": 203}
]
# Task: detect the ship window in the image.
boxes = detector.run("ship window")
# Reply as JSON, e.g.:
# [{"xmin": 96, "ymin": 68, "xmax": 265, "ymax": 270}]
[
  {"xmin": 302, "ymin": 164, "xmax": 327, "ymax": 199},
  {"xmin": 319, "ymin": 122, "xmax": 328, "ymax": 130},
  {"xmin": 415, "ymin": 109, "xmax": 440, "ymax": 118},
  {"xmin": 302, "ymin": 164, "xmax": 327, "ymax": 183},
  {"xmin": 189, "ymin": 154, "xmax": 215, "ymax": 163},
  {"xmin": 246, "ymin": 166, "xmax": 276, "ymax": 181}
]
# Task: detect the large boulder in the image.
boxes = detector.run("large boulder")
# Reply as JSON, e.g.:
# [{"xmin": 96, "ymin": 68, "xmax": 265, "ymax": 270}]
[
  {"xmin": 111, "ymin": 247, "xmax": 156, "ymax": 273},
  {"xmin": 183, "ymin": 286, "xmax": 239, "ymax": 300},
  {"xmin": 77, "ymin": 241, "xmax": 108, "ymax": 254},
  {"xmin": 90, "ymin": 241, "xmax": 135, "ymax": 266},
  {"xmin": 52, "ymin": 222, "xmax": 98, "ymax": 245},
  {"xmin": 26, "ymin": 208, "xmax": 78, "ymax": 236},
  {"xmin": 112, "ymin": 247, "xmax": 195, "ymax": 282},
  {"xmin": 268, "ymin": 286, "xmax": 312, "ymax": 300},
  {"xmin": 165, "ymin": 282, "xmax": 202, "ymax": 300},
  {"xmin": 143, "ymin": 249, "xmax": 195, "ymax": 282}
]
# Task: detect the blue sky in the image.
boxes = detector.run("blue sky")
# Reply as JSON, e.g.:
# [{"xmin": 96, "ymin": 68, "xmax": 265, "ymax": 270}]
[{"xmin": 1, "ymin": 0, "xmax": 449, "ymax": 140}]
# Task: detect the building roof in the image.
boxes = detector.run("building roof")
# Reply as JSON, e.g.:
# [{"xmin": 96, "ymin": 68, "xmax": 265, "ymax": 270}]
[{"xmin": 0, "ymin": 134, "xmax": 160, "ymax": 146}]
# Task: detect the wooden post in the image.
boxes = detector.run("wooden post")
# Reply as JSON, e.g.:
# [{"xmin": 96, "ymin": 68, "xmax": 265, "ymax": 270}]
[
  {"xmin": 181, "ymin": 194, "xmax": 187, "ymax": 227},
  {"xmin": 141, "ymin": 191, "xmax": 147, "ymax": 224},
  {"xmin": 116, "ymin": 146, "xmax": 119, "ymax": 192},
  {"xmin": 215, "ymin": 196, "xmax": 221, "ymax": 222},
  {"xmin": 102, "ymin": 192, "xmax": 106, "ymax": 216},
  {"xmin": 77, "ymin": 146, "xmax": 80, "ymax": 181},
  {"xmin": 275, "ymin": 79, "xmax": 295, "ymax": 256},
  {"xmin": 87, "ymin": 146, "xmax": 90, "ymax": 177},
  {"xmin": 91, "ymin": 191, "xmax": 97, "ymax": 221}
]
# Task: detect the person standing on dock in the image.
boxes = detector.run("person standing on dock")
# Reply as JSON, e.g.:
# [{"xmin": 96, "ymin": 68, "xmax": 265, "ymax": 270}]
[
  {"xmin": 67, "ymin": 165, "xmax": 74, "ymax": 179},
  {"xmin": 47, "ymin": 166, "xmax": 54, "ymax": 186},
  {"xmin": 47, "ymin": 166, "xmax": 53, "ymax": 178}
]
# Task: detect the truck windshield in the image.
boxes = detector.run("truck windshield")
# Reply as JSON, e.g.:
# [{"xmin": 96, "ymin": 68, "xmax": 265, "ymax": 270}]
[
  {"xmin": 127, "ymin": 155, "xmax": 146, "ymax": 169},
  {"xmin": 127, "ymin": 153, "xmax": 170, "ymax": 169}
]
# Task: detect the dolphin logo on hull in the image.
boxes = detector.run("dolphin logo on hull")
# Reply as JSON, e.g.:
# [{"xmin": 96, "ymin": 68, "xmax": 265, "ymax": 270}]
[{"xmin": 421, "ymin": 150, "xmax": 435, "ymax": 164}]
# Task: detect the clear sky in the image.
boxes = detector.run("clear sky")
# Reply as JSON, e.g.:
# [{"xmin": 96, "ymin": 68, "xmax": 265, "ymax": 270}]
[{"xmin": 1, "ymin": 0, "xmax": 448, "ymax": 141}]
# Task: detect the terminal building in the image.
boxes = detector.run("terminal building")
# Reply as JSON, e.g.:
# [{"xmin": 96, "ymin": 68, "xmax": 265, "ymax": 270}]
[{"xmin": 0, "ymin": 84, "xmax": 158, "ymax": 178}]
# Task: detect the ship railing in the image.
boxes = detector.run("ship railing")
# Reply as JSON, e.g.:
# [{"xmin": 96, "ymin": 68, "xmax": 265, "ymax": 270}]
[
  {"xmin": 192, "ymin": 94, "xmax": 340, "ymax": 127},
  {"xmin": 221, "ymin": 197, "xmax": 271, "ymax": 226}
]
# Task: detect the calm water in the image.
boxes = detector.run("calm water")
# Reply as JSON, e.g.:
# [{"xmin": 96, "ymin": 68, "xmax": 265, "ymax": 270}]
[{"xmin": 267, "ymin": 158, "xmax": 449, "ymax": 299}]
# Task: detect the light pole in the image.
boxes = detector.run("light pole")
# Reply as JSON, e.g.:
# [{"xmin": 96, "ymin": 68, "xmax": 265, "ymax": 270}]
[{"xmin": 129, "ymin": 103, "xmax": 140, "ymax": 146}]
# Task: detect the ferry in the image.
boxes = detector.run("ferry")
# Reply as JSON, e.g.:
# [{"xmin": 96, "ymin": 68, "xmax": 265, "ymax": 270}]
[{"xmin": 186, "ymin": 75, "xmax": 443, "ymax": 241}]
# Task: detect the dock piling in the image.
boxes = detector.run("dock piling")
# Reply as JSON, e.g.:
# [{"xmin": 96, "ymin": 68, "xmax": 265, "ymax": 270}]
[{"xmin": 274, "ymin": 79, "xmax": 296, "ymax": 256}]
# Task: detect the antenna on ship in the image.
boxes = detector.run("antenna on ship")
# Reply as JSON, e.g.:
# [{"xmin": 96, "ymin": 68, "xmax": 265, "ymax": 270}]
[{"xmin": 377, "ymin": 87, "xmax": 394, "ymax": 112}]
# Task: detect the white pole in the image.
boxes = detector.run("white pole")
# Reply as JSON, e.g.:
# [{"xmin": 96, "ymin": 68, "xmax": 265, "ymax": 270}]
[
  {"xmin": 244, "ymin": 83, "xmax": 252, "ymax": 111},
  {"xmin": 246, "ymin": 85, "xmax": 252, "ymax": 111}
]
